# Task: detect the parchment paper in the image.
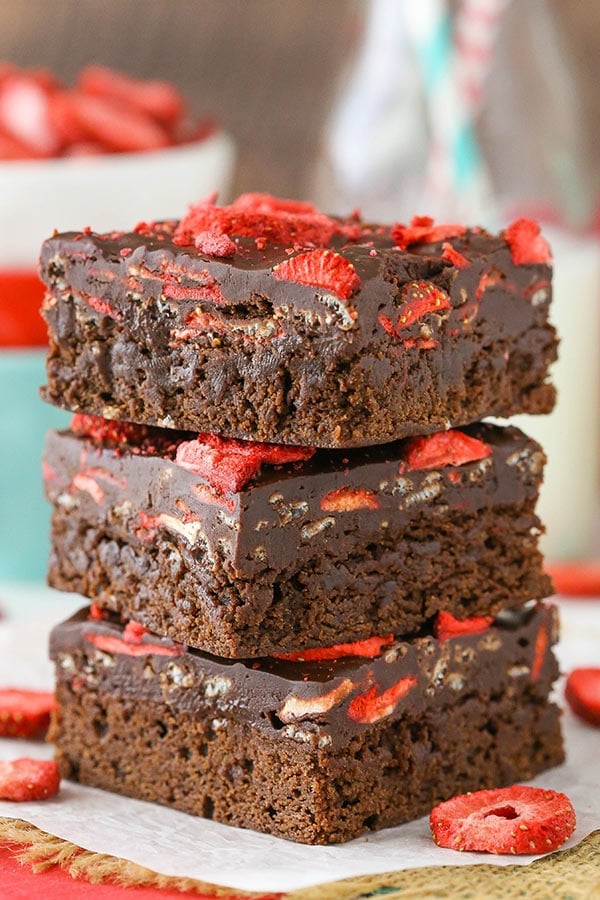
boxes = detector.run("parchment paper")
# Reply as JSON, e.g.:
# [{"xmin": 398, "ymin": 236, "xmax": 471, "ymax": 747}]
[{"xmin": 0, "ymin": 583, "xmax": 597, "ymax": 893}]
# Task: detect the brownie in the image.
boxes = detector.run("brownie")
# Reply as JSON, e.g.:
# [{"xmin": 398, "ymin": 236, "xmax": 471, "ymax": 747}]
[
  {"xmin": 49, "ymin": 602, "xmax": 564, "ymax": 845},
  {"xmin": 39, "ymin": 197, "xmax": 557, "ymax": 447},
  {"xmin": 43, "ymin": 416, "xmax": 552, "ymax": 657}
]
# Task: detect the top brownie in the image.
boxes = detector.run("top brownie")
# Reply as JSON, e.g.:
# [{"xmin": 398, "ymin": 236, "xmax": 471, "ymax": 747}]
[{"xmin": 39, "ymin": 193, "xmax": 557, "ymax": 447}]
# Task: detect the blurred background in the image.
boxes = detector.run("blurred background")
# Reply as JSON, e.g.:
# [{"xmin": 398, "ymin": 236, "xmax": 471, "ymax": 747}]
[{"xmin": 0, "ymin": 0, "xmax": 599, "ymax": 579}]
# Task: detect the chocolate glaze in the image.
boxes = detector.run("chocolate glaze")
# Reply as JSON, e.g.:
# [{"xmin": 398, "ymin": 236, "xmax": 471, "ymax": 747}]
[
  {"xmin": 50, "ymin": 602, "xmax": 559, "ymax": 751},
  {"xmin": 39, "ymin": 219, "xmax": 557, "ymax": 447},
  {"xmin": 43, "ymin": 421, "xmax": 545, "ymax": 578}
]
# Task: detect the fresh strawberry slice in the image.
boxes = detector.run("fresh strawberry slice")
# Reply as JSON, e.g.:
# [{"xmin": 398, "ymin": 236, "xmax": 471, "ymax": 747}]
[
  {"xmin": 434, "ymin": 610, "xmax": 494, "ymax": 642},
  {"xmin": 348, "ymin": 675, "xmax": 417, "ymax": 724},
  {"xmin": 0, "ymin": 270, "xmax": 47, "ymax": 346},
  {"xmin": 0, "ymin": 758, "xmax": 61, "ymax": 801},
  {"xmin": 273, "ymin": 635, "xmax": 394, "ymax": 662},
  {"xmin": 67, "ymin": 91, "xmax": 170, "ymax": 153},
  {"xmin": 404, "ymin": 430, "xmax": 492, "ymax": 471},
  {"xmin": 320, "ymin": 487, "xmax": 379, "ymax": 511},
  {"xmin": 78, "ymin": 65, "xmax": 185, "ymax": 128},
  {"xmin": 0, "ymin": 689, "xmax": 56, "ymax": 738},
  {"xmin": 503, "ymin": 218, "xmax": 552, "ymax": 265},
  {"xmin": 565, "ymin": 668, "xmax": 600, "ymax": 726},
  {"xmin": 175, "ymin": 433, "xmax": 315, "ymax": 493},
  {"xmin": 430, "ymin": 785, "xmax": 576, "ymax": 854},
  {"xmin": 392, "ymin": 216, "xmax": 466, "ymax": 249},
  {"xmin": 273, "ymin": 249, "xmax": 360, "ymax": 300}
]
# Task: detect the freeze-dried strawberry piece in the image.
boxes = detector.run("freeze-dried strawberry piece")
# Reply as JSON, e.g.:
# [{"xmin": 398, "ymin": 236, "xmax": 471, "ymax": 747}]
[
  {"xmin": 88, "ymin": 603, "xmax": 106, "ymax": 621},
  {"xmin": 233, "ymin": 193, "xmax": 320, "ymax": 215},
  {"xmin": 85, "ymin": 630, "xmax": 181, "ymax": 658},
  {"xmin": 123, "ymin": 621, "xmax": 149, "ymax": 644},
  {"xmin": 434, "ymin": 610, "xmax": 494, "ymax": 642},
  {"xmin": 565, "ymin": 668, "xmax": 600, "ymax": 726},
  {"xmin": 430, "ymin": 785, "xmax": 576, "ymax": 854},
  {"xmin": 273, "ymin": 635, "xmax": 394, "ymax": 662},
  {"xmin": 404, "ymin": 430, "xmax": 492, "ymax": 471},
  {"xmin": 392, "ymin": 216, "xmax": 466, "ymax": 249},
  {"xmin": 0, "ymin": 72, "xmax": 62, "ymax": 156},
  {"xmin": 503, "ymin": 218, "xmax": 552, "ymax": 265},
  {"xmin": 396, "ymin": 281, "xmax": 451, "ymax": 330},
  {"xmin": 78, "ymin": 65, "xmax": 185, "ymax": 128},
  {"xmin": 0, "ymin": 689, "xmax": 56, "ymax": 738},
  {"xmin": 71, "ymin": 413, "xmax": 149, "ymax": 447},
  {"xmin": 441, "ymin": 242, "xmax": 471, "ymax": 269},
  {"xmin": 0, "ymin": 127, "xmax": 39, "ymax": 159},
  {"xmin": 173, "ymin": 194, "xmax": 341, "ymax": 248},
  {"xmin": 530, "ymin": 621, "xmax": 549, "ymax": 681},
  {"xmin": 348, "ymin": 675, "xmax": 417, "ymax": 724},
  {"xmin": 273, "ymin": 249, "xmax": 360, "ymax": 300},
  {"xmin": 320, "ymin": 487, "xmax": 379, "ymax": 512},
  {"xmin": 545, "ymin": 561, "xmax": 600, "ymax": 597},
  {"xmin": 194, "ymin": 231, "xmax": 237, "ymax": 257},
  {"xmin": 67, "ymin": 91, "xmax": 170, "ymax": 153},
  {"xmin": 175, "ymin": 433, "xmax": 315, "ymax": 493},
  {"xmin": 0, "ymin": 758, "xmax": 61, "ymax": 801}
]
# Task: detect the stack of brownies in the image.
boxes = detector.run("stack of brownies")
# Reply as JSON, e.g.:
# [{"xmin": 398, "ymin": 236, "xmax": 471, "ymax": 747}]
[{"xmin": 39, "ymin": 194, "xmax": 563, "ymax": 844}]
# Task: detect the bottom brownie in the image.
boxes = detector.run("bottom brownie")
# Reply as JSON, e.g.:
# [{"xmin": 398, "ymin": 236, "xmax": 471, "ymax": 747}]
[{"xmin": 49, "ymin": 604, "xmax": 564, "ymax": 844}]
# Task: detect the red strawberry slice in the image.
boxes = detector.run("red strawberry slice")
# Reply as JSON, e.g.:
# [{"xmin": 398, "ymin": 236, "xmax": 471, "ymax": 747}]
[
  {"xmin": 194, "ymin": 231, "xmax": 237, "ymax": 257},
  {"xmin": 320, "ymin": 487, "xmax": 379, "ymax": 512},
  {"xmin": 175, "ymin": 433, "xmax": 315, "ymax": 493},
  {"xmin": 404, "ymin": 430, "xmax": 492, "ymax": 471},
  {"xmin": 85, "ymin": 629, "xmax": 181, "ymax": 658},
  {"xmin": 0, "ymin": 127, "xmax": 40, "ymax": 160},
  {"xmin": 430, "ymin": 785, "xmax": 576, "ymax": 854},
  {"xmin": 174, "ymin": 197, "xmax": 339, "ymax": 249},
  {"xmin": 0, "ymin": 758, "xmax": 61, "ymax": 801},
  {"xmin": 71, "ymin": 413, "xmax": 149, "ymax": 447},
  {"xmin": 565, "ymin": 668, "xmax": 600, "ymax": 726},
  {"xmin": 0, "ymin": 72, "xmax": 62, "ymax": 156},
  {"xmin": 0, "ymin": 689, "xmax": 56, "ymax": 738},
  {"xmin": 503, "ymin": 218, "xmax": 552, "ymax": 265},
  {"xmin": 348, "ymin": 675, "xmax": 417, "ymax": 724},
  {"xmin": 396, "ymin": 281, "xmax": 451, "ymax": 330},
  {"xmin": 545, "ymin": 561, "xmax": 600, "ymax": 598},
  {"xmin": 273, "ymin": 249, "xmax": 360, "ymax": 300},
  {"xmin": 434, "ymin": 610, "xmax": 494, "ymax": 642},
  {"xmin": 441, "ymin": 242, "xmax": 471, "ymax": 269},
  {"xmin": 67, "ymin": 91, "xmax": 170, "ymax": 153},
  {"xmin": 273, "ymin": 634, "xmax": 394, "ymax": 662},
  {"xmin": 78, "ymin": 65, "xmax": 185, "ymax": 128},
  {"xmin": 392, "ymin": 216, "xmax": 466, "ymax": 249},
  {"xmin": 232, "ymin": 193, "xmax": 320, "ymax": 215}
]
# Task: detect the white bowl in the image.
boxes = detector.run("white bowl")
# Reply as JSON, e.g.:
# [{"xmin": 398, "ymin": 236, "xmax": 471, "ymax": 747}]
[{"xmin": 0, "ymin": 130, "xmax": 236, "ymax": 267}]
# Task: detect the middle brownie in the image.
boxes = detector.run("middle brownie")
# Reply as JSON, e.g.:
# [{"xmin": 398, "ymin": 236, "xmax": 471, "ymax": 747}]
[{"xmin": 44, "ymin": 415, "xmax": 552, "ymax": 658}]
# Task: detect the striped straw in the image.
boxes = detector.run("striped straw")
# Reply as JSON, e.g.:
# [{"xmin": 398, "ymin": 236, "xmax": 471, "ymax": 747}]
[{"xmin": 403, "ymin": 0, "xmax": 511, "ymax": 223}]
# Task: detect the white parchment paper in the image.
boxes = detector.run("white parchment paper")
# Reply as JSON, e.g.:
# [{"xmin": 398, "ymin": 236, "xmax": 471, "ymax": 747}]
[{"xmin": 0, "ymin": 583, "xmax": 598, "ymax": 893}]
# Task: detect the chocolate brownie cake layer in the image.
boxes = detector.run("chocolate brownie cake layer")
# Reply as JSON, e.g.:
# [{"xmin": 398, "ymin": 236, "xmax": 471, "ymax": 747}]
[
  {"xmin": 39, "ymin": 198, "xmax": 557, "ymax": 447},
  {"xmin": 44, "ymin": 418, "xmax": 552, "ymax": 657},
  {"xmin": 49, "ymin": 603, "xmax": 564, "ymax": 844}
]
